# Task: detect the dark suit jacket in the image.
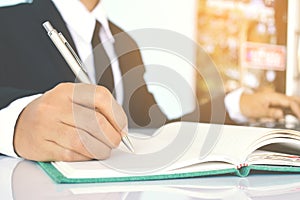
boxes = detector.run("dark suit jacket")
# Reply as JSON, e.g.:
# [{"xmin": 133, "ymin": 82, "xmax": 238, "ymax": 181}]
[{"xmin": 0, "ymin": 0, "xmax": 232, "ymax": 128}]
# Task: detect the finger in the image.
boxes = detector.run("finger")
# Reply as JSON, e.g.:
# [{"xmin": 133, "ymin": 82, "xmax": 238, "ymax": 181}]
[
  {"xmin": 94, "ymin": 86, "xmax": 128, "ymax": 134},
  {"xmin": 71, "ymin": 83, "xmax": 97, "ymax": 107},
  {"xmin": 75, "ymin": 128, "xmax": 113, "ymax": 160},
  {"xmin": 266, "ymin": 108, "xmax": 284, "ymax": 120},
  {"xmin": 61, "ymin": 103, "xmax": 122, "ymax": 149},
  {"xmin": 92, "ymin": 111, "xmax": 122, "ymax": 148},
  {"xmin": 38, "ymin": 141, "xmax": 90, "ymax": 162},
  {"xmin": 54, "ymin": 123, "xmax": 113, "ymax": 160},
  {"xmin": 267, "ymin": 93, "xmax": 300, "ymax": 119},
  {"xmin": 71, "ymin": 84, "xmax": 128, "ymax": 134},
  {"xmin": 48, "ymin": 123, "xmax": 94, "ymax": 159},
  {"xmin": 291, "ymin": 96, "xmax": 300, "ymax": 104},
  {"xmin": 267, "ymin": 93, "xmax": 292, "ymax": 108},
  {"xmin": 289, "ymin": 101, "xmax": 300, "ymax": 119}
]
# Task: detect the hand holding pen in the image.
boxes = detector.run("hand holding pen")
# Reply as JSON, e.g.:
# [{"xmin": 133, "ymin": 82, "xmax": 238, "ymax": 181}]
[
  {"xmin": 14, "ymin": 82, "xmax": 132, "ymax": 161},
  {"xmin": 11, "ymin": 21, "xmax": 133, "ymax": 162},
  {"xmin": 42, "ymin": 21, "xmax": 134, "ymax": 153}
]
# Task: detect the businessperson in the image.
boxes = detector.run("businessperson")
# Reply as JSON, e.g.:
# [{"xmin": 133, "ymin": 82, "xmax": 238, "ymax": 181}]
[{"xmin": 0, "ymin": 0, "xmax": 300, "ymax": 162}]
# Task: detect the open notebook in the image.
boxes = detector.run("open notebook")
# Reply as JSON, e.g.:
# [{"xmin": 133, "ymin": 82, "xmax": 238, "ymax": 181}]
[{"xmin": 38, "ymin": 122, "xmax": 300, "ymax": 183}]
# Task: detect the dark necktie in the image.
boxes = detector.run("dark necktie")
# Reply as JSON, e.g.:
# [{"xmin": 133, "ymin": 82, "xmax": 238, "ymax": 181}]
[{"xmin": 91, "ymin": 21, "xmax": 115, "ymax": 93}]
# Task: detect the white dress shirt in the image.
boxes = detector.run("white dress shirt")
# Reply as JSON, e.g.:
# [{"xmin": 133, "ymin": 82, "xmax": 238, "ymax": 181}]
[
  {"xmin": 224, "ymin": 88, "xmax": 249, "ymax": 123},
  {"xmin": 0, "ymin": 0, "xmax": 246, "ymax": 158},
  {"xmin": 52, "ymin": 0, "xmax": 124, "ymax": 103}
]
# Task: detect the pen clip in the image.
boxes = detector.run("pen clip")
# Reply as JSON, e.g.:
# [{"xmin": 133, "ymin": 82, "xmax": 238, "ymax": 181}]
[{"xmin": 58, "ymin": 33, "xmax": 90, "ymax": 77}]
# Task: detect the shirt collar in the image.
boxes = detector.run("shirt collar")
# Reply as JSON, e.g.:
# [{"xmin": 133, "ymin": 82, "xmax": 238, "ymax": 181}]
[
  {"xmin": 51, "ymin": 0, "xmax": 114, "ymax": 43},
  {"xmin": 91, "ymin": 3, "xmax": 115, "ymax": 42}
]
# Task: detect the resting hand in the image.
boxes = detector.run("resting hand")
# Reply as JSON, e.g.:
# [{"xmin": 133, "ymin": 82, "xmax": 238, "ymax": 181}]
[
  {"xmin": 13, "ymin": 83, "xmax": 127, "ymax": 161},
  {"xmin": 240, "ymin": 91, "xmax": 300, "ymax": 121}
]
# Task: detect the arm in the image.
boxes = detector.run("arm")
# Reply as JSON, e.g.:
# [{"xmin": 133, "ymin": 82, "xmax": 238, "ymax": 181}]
[
  {"xmin": 225, "ymin": 88, "xmax": 300, "ymax": 122},
  {"xmin": 240, "ymin": 91, "xmax": 300, "ymax": 120}
]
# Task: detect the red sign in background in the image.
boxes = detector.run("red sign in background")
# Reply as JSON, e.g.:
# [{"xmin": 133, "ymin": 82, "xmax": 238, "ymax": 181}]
[{"xmin": 241, "ymin": 42, "xmax": 286, "ymax": 71}]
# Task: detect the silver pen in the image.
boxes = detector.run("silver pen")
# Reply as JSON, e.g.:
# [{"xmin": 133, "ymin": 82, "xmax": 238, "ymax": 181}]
[{"xmin": 42, "ymin": 21, "xmax": 134, "ymax": 153}]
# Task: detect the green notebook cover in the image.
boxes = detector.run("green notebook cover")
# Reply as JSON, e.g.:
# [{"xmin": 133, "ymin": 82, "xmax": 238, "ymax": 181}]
[{"xmin": 38, "ymin": 162, "xmax": 300, "ymax": 184}]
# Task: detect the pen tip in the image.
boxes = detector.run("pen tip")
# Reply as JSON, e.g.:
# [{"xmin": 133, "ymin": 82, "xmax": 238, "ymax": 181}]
[{"xmin": 122, "ymin": 136, "xmax": 135, "ymax": 153}]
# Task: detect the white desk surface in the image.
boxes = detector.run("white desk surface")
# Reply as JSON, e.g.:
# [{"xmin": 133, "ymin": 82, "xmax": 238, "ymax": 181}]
[{"xmin": 2, "ymin": 156, "xmax": 300, "ymax": 200}]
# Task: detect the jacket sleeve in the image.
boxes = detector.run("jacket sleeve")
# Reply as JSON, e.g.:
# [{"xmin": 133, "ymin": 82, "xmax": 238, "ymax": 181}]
[{"xmin": 0, "ymin": 87, "xmax": 38, "ymax": 110}]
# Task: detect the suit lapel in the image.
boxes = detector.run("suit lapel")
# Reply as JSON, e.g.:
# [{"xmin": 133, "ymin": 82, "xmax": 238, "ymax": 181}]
[{"xmin": 28, "ymin": 0, "xmax": 78, "ymax": 82}]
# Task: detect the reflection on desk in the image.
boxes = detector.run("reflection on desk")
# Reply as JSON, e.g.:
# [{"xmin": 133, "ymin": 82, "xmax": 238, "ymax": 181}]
[
  {"xmin": 2, "ymin": 156, "xmax": 300, "ymax": 200},
  {"xmin": 246, "ymin": 115, "xmax": 300, "ymax": 131}
]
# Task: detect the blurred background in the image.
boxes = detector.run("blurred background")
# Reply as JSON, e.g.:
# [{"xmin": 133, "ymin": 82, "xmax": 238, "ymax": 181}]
[
  {"xmin": 195, "ymin": 0, "xmax": 289, "ymax": 103},
  {"xmin": 104, "ymin": 0, "xmax": 300, "ymax": 120}
]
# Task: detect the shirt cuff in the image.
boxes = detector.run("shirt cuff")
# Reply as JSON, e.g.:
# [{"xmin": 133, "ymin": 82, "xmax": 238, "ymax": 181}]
[
  {"xmin": 224, "ymin": 88, "xmax": 250, "ymax": 123},
  {"xmin": 0, "ymin": 94, "xmax": 41, "ymax": 157}
]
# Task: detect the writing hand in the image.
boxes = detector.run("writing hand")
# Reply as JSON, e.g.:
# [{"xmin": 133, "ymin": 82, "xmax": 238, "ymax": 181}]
[{"xmin": 14, "ymin": 83, "xmax": 127, "ymax": 161}]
